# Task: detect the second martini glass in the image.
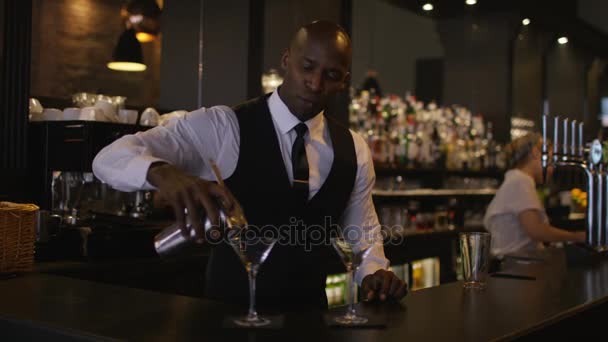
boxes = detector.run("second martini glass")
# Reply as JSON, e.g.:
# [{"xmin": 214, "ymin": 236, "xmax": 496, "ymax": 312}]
[{"xmin": 331, "ymin": 226, "xmax": 375, "ymax": 325}]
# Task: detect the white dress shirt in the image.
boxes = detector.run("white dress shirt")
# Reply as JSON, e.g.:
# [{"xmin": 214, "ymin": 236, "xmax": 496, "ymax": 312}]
[{"xmin": 93, "ymin": 90, "xmax": 389, "ymax": 284}]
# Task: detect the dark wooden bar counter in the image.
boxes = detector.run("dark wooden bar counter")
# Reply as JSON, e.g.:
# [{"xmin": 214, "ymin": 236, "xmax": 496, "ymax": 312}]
[{"xmin": 1, "ymin": 247, "xmax": 607, "ymax": 341}]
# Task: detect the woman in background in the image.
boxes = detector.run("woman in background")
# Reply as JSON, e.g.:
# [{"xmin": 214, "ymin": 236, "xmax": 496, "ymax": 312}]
[{"xmin": 484, "ymin": 133, "xmax": 586, "ymax": 256}]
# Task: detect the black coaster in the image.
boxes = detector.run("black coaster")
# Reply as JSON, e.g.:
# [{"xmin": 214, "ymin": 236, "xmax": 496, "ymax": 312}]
[
  {"xmin": 323, "ymin": 314, "xmax": 387, "ymax": 329},
  {"xmin": 222, "ymin": 315, "xmax": 284, "ymax": 329}
]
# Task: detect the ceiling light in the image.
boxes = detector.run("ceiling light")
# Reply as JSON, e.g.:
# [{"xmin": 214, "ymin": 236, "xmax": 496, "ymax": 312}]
[
  {"xmin": 135, "ymin": 32, "xmax": 156, "ymax": 43},
  {"xmin": 465, "ymin": 0, "xmax": 477, "ymax": 5},
  {"xmin": 107, "ymin": 29, "xmax": 147, "ymax": 72},
  {"xmin": 261, "ymin": 69, "xmax": 283, "ymax": 94},
  {"xmin": 422, "ymin": 3, "xmax": 434, "ymax": 11},
  {"xmin": 107, "ymin": 62, "xmax": 147, "ymax": 72},
  {"xmin": 121, "ymin": 0, "xmax": 161, "ymax": 43},
  {"xmin": 522, "ymin": 18, "xmax": 531, "ymax": 26},
  {"xmin": 558, "ymin": 37, "xmax": 569, "ymax": 45},
  {"xmin": 129, "ymin": 14, "xmax": 144, "ymax": 25}
]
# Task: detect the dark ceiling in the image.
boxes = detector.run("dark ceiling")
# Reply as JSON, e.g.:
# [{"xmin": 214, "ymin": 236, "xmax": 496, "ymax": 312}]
[
  {"xmin": 382, "ymin": 0, "xmax": 608, "ymax": 58},
  {"xmin": 384, "ymin": 0, "xmax": 578, "ymax": 19}
]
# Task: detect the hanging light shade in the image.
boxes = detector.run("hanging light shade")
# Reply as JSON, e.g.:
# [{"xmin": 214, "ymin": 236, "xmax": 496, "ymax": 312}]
[
  {"xmin": 261, "ymin": 69, "xmax": 283, "ymax": 94},
  {"xmin": 107, "ymin": 28, "xmax": 147, "ymax": 72},
  {"xmin": 121, "ymin": 0, "xmax": 162, "ymax": 43}
]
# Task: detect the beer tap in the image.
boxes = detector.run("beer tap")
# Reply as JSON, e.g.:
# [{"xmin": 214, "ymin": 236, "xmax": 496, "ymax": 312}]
[
  {"xmin": 597, "ymin": 155, "xmax": 604, "ymax": 250},
  {"xmin": 578, "ymin": 120, "xmax": 605, "ymax": 250},
  {"xmin": 587, "ymin": 134, "xmax": 604, "ymax": 250},
  {"xmin": 542, "ymin": 114, "xmax": 597, "ymax": 249},
  {"xmin": 541, "ymin": 115, "xmax": 549, "ymax": 183},
  {"xmin": 578, "ymin": 122, "xmax": 584, "ymax": 159},
  {"xmin": 604, "ymin": 144, "xmax": 608, "ymax": 251},
  {"xmin": 553, "ymin": 116, "xmax": 560, "ymax": 165},
  {"xmin": 562, "ymin": 118, "xmax": 569, "ymax": 162},
  {"xmin": 589, "ymin": 139, "xmax": 604, "ymax": 249},
  {"xmin": 571, "ymin": 120, "xmax": 577, "ymax": 162}
]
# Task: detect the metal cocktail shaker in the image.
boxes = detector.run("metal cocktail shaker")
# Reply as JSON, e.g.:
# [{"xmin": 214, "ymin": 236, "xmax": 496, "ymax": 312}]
[
  {"xmin": 154, "ymin": 159, "xmax": 248, "ymax": 258},
  {"xmin": 154, "ymin": 209, "xmax": 229, "ymax": 258}
]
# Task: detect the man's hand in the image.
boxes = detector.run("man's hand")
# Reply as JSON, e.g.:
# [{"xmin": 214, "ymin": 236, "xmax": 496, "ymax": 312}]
[
  {"xmin": 361, "ymin": 269, "xmax": 408, "ymax": 302},
  {"xmin": 147, "ymin": 162, "xmax": 234, "ymax": 240}
]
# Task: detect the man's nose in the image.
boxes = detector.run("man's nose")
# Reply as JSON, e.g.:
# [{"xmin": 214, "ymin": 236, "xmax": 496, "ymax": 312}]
[{"xmin": 307, "ymin": 71, "xmax": 324, "ymax": 92}]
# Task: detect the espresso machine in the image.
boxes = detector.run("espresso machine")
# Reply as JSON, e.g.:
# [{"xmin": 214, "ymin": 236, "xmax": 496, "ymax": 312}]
[
  {"xmin": 541, "ymin": 115, "xmax": 607, "ymax": 252},
  {"xmin": 28, "ymin": 120, "xmax": 158, "ymax": 259}
]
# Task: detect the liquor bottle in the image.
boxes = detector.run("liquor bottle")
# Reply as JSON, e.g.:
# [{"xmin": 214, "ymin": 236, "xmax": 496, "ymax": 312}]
[
  {"xmin": 388, "ymin": 130, "xmax": 398, "ymax": 165},
  {"xmin": 407, "ymin": 127, "xmax": 418, "ymax": 169},
  {"xmin": 485, "ymin": 122, "xmax": 496, "ymax": 170},
  {"xmin": 447, "ymin": 198, "xmax": 458, "ymax": 230},
  {"xmin": 431, "ymin": 125, "xmax": 445, "ymax": 168},
  {"xmin": 397, "ymin": 126, "xmax": 408, "ymax": 166}
]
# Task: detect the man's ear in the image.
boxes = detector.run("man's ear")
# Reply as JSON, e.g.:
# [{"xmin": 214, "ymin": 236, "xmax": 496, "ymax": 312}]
[{"xmin": 281, "ymin": 49, "xmax": 289, "ymax": 71}]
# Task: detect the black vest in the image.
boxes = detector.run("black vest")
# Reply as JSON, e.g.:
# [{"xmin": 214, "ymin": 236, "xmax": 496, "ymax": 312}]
[{"xmin": 204, "ymin": 95, "xmax": 357, "ymax": 311}]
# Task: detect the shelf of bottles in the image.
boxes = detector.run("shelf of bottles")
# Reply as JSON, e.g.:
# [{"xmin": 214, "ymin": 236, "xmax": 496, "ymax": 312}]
[{"xmin": 349, "ymin": 90, "xmax": 507, "ymax": 172}]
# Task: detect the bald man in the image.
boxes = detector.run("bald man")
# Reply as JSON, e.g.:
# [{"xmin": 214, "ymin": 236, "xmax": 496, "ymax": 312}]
[{"xmin": 93, "ymin": 21, "xmax": 407, "ymax": 312}]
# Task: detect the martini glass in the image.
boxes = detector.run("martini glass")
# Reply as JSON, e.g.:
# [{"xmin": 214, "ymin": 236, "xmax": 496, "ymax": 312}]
[
  {"xmin": 331, "ymin": 226, "xmax": 375, "ymax": 325},
  {"xmin": 206, "ymin": 159, "xmax": 277, "ymax": 326},
  {"xmin": 227, "ymin": 228, "xmax": 277, "ymax": 327}
]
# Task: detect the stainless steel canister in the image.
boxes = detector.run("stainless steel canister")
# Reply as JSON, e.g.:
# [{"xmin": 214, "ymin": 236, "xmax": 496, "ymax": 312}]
[{"xmin": 154, "ymin": 209, "xmax": 228, "ymax": 258}]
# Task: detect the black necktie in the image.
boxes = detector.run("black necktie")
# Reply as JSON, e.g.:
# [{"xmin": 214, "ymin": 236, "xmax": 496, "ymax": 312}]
[{"xmin": 292, "ymin": 123, "xmax": 309, "ymax": 205}]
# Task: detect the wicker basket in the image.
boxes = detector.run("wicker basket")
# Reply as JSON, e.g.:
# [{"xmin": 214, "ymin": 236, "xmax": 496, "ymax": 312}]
[{"xmin": 0, "ymin": 202, "xmax": 38, "ymax": 274}]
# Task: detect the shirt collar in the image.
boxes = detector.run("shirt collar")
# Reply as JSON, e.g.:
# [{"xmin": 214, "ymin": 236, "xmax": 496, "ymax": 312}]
[{"xmin": 267, "ymin": 89, "xmax": 324, "ymax": 135}]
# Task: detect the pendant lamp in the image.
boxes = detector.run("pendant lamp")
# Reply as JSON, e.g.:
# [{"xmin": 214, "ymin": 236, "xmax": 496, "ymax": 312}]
[{"xmin": 107, "ymin": 28, "xmax": 147, "ymax": 72}]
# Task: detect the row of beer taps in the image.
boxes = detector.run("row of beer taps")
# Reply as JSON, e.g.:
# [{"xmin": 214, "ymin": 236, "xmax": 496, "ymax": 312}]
[{"xmin": 542, "ymin": 115, "xmax": 605, "ymax": 251}]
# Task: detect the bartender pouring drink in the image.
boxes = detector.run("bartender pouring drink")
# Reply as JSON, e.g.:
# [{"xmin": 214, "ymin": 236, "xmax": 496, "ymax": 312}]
[{"xmin": 93, "ymin": 20, "xmax": 406, "ymax": 310}]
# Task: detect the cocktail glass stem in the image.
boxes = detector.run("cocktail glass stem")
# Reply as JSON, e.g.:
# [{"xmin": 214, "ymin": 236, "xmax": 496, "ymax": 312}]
[
  {"xmin": 246, "ymin": 266, "xmax": 259, "ymax": 322},
  {"xmin": 346, "ymin": 266, "xmax": 356, "ymax": 318}
]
